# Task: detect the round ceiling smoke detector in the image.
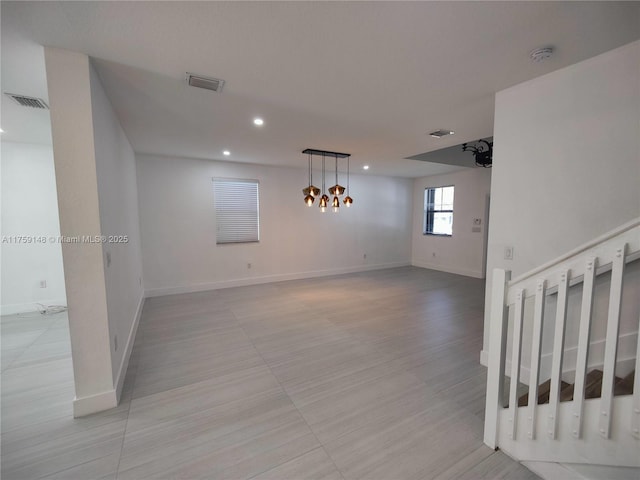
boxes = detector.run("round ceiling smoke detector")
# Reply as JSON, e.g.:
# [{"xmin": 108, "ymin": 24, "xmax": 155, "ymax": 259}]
[{"xmin": 530, "ymin": 46, "xmax": 554, "ymax": 62}]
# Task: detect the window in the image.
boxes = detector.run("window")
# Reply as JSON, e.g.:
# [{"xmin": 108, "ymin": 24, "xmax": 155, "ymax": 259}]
[
  {"xmin": 424, "ymin": 185, "xmax": 454, "ymax": 236},
  {"xmin": 213, "ymin": 178, "xmax": 259, "ymax": 244}
]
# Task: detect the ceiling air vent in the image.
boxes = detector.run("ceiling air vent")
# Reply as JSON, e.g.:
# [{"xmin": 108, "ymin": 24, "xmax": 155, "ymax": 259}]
[
  {"xmin": 186, "ymin": 73, "xmax": 225, "ymax": 93},
  {"xmin": 429, "ymin": 129, "xmax": 455, "ymax": 138},
  {"xmin": 5, "ymin": 93, "xmax": 49, "ymax": 109}
]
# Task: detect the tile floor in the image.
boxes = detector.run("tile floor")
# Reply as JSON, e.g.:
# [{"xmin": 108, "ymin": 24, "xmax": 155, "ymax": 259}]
[{"xmin": 1, "ymin": 267, "xmax": 538, "ymax": 479}]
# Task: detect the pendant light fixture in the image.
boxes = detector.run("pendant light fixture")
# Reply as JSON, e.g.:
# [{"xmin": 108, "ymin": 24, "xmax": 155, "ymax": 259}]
[
  {"xmin": 343, "ymin": 155, "xmax": 353, "ymax": 207},
  {"xmin": 302, "ymin": 151, "xmax": 320, "ymax": 206},
  {"xmin": 301, "ymin": 148, "xmax": 352, "ymax": 213},
  {"xmin": 319, "ymin": 153, "xmax": 329, "ymax": 213},
  {"xmin": 330, "ymin": 153, "xmax": 342, "ymax": 212},
  {"xmin": 328, "ymin": 153, "xmax": 345, "ymax": 196}
]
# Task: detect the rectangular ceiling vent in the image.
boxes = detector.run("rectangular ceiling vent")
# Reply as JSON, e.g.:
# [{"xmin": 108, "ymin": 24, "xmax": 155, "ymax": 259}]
[
  {"xmin": 429, "ymin": 129, "xmax": 455, "ymax": 138},
  {"xmin": 186, "ymin": 73, "xmax": 225, "ymax": 93},
  {"xmin": 5, "ymin": 93, "xmax": 49, "ymax": 109}
]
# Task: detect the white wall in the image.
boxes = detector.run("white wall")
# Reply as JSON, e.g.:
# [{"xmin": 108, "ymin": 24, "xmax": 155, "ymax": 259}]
[
  {"xmin": 45, "ymin": 47, "xmax": 114, "ymax": 415},
  {"xmin": 411, "ymin": 168, "xmax": 491, "ymax": 278},
  {"xmin": 1, "ymin": 142, "xmax": 67, "ymax": 314},
  {"xmin": 137, "ymin": 154, "xmax": 412, "ymax": 295},
  {"xmin": 483, "ymin": 41, "xmax": 640, "ymax": 365},
  {"xmin": 89, "ymin": 63, "xmax": 145, "ymax": 392},
  {"xmin": 45, "ymin": 47, "xmax": 144, "ymax": 416}
]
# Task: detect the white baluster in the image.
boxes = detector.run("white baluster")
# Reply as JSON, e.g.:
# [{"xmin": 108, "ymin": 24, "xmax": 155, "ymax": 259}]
[
  {"xmin": 509, "ymin": 289, "xmax": 525, "ymax": 440},
  {"xmin": 548, "ymin": 270, "xmax": 569, "ymax": 439},
  {"xmin": 632, "ymin": 311, "xmax": 640, "ymax": 439},
  {"xmin": 599, "ymin": 244, "xmax": 627, "ymax": 438},
  {"xmin": 572, "ymin": 257, "xmax": 597, "ymax": 439},
  {"xmin": 527, "ymin": 279, "xmax": 546, "ymax": 440},
  {"xmin": 484, "ymin": 269, "xmax": 511, "ymax": 449}
]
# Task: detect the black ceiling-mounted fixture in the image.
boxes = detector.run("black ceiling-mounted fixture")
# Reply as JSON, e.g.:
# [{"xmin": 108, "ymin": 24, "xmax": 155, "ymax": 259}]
[{"xmin": 462, "ymin": 139, "xmax": 493, "ymax": 168}]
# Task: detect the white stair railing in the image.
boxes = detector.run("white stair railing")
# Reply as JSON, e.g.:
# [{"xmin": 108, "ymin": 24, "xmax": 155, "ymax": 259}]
[{"xmin": 484, "ymin": 217, "xmax": 640, "ymax": 465}]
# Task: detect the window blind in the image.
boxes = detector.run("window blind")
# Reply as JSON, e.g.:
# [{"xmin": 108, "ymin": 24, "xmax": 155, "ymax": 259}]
[{"xmin": 213, "ymin": 178, "xmax": 260, "ymax": 244}]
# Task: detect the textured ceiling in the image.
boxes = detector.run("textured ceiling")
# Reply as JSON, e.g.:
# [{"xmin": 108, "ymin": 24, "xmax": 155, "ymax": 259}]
[{"xmin": 2, "ymin": 1, "xmax": 639, "ymax": 177}]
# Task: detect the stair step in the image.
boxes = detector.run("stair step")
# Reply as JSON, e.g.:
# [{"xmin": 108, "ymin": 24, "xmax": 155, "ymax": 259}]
[
  {"xmin": 614, "ymin": 369, "xmax": 635, "ymax": 396},
  {"xmin": 517, "ymin": 379, "xmax": 571, "ymax": 407},
  {"xmin": 509, "ymin": 369, "xmax": 635, "ymax": 408},
  {"xmin": 584, "ymin": 369, "xmax": 604, "ymax": 399}
]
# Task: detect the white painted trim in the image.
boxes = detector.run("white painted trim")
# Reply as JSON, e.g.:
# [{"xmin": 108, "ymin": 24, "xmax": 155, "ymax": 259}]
[
  {"xmin": 484, "ymin": 268, "xmax": 511, "ymax": 449},
  {"xmin": 0, "ymin": 299, "xmax": 67, "ymax": 316},
  {"xmin": 480, "ymin": 331, "xmax": 638, "ymax": 379},
  {"xmin": 73, "ymin": 389, "xmax": 118, "ymax": 417},
  {"xmin": 480, "ymin": 349, "xmax": 488, "ymax": 366},
  {"xmin": 500, "ymin": 332, "xmax": 638, "ymax": 386},
  {"xmin": 144, "ymin": 261, "xmax": 410, "ymax": 297},
  {"xmin": 521, "ymin": 461, "xmax": 584, "ymax": 480},
  {"xmin": 498, "ymin": 396, "xmax": 640, "ymax": 466},
  {"xmin": 411, "ymin": 259, "xmax": 484, "ymax": 278},
  {"xmin": 115, "ymin": 293, "xmax": 144, "ymax": 401},
  {"xmin": 509, "ymin": 217, "xmax": 640, "ymax": 286}
]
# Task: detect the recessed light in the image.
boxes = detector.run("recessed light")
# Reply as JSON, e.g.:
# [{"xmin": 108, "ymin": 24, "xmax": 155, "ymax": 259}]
[
  {"xmin": 253, "ymin": 118, "xmax": 264, "ymax": 126},
  {"xmin": 0, "ymin": 128, "xmax": 4, "ymax": 133},
  {"xmin": 223, "ymin": 150, "xmax": 231, "ymax": 156},
  {"xmin": 363, "ymin": 165, "xmax": 370, "ymax": 170}
]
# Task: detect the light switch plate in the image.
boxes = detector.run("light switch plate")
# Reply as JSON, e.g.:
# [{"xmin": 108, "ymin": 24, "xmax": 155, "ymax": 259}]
[{"xmin": 504, "ymin": 246, "xmax": 514, "ymax": 260}]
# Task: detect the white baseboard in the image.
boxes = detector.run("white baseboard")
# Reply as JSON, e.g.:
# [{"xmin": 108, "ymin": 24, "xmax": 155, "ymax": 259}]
[
  {"xmin": 411, "ymin": 259, "xmax": 484, "ymax": 279},
  {"xmin": 522, "ymin": 461, "xmax": 583, "ymax": 480},
  {"xmin": 115, "ymin": 293, "xmax": 144, "ymax": 401},
  {"xmin": 145, "ymin": 261, "xmax": 411, "ymax": 297},
  {"xmin": 480, "ymin": 349, "xmax": 488, "ymax": 367},
  {"xmin": 480, "ymin": 331, "xmax": 638, "ymax": 384},
  {"xmin": 1, "ymin": 298, "xmax": 67, "ymax": 316},
  {"xmin": 73, "ymin": 389, "xmax": 118, "ymax": 417}
]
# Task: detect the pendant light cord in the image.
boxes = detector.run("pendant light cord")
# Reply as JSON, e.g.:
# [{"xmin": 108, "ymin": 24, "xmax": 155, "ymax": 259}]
[
  {"xmin": 322, "ymin": 153, "xmax": 325, "ymax": 193},
  {"xmin": 347, "ymin": 156, "xmax": 350, "ymax": 195}
]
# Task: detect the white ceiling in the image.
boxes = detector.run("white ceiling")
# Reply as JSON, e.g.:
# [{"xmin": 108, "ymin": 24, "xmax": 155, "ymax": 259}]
[{"xmin": 2, "ymin": 1, "xmax": 639, "ymax": 177}]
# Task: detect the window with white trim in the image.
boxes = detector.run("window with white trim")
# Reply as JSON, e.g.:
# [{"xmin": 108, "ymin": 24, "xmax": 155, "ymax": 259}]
[
  {"xmin": 213, "ymin": 178, "xmax": 260, "ymax": 244},
  {"xmin": 424, "ymin": 185, "xmax": 454, "ymax": 236}
]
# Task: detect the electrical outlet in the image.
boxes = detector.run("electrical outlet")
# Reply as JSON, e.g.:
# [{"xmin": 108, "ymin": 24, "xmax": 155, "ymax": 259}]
[
  {"xmin": 504, "ymin": 246, "xmax": 514, "ymax": 260},
  {"xmin": 39, "ymin": 280, "xmax": 47, "ymax": 288},
  {"xmin": 114, "ymin": 335, "xmax": 118, "ymax": 352}
]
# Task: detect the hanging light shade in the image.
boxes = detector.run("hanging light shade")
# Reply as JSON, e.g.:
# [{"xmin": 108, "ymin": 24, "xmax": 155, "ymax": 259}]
[
  {"xmin": 328, "ymin": 185, "xmax": 345, "ymax": 195},
  {"xmin": 302, "ymin": 152, "xmax": 320, "ymax": 203},
  {"xmin": 319, "ymin": 152, "xmax": 329, "ymax": 212},
  {"xmin": 319, "ymin": 194, "xmax": 329, "ymax": 212},
  {"xmin": 332, "ymin": 195, "xmax": 340, "ymax": 212},
  {"xmin": 328, "ymin": 153, "xmax": 345, "ymax": 196},
  {"xmin": 343, "ymin": 155, "xmax": 353, "ymax": 207},
  {"xmin": 304, "ymin": 194, "xmax": 315, "ymax": 206}
]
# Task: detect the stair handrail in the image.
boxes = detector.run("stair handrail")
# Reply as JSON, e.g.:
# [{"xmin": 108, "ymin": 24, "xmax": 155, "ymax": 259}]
[
  {"xmin": 509, "ymin": 216, "xmax": 640, "ymax": 288},
  {"xmin": 484, "ymin": 216, "xmax": 640, "ymax": 451}
]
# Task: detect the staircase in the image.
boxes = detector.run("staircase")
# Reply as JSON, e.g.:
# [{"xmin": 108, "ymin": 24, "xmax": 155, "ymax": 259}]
[
  {"xmin": 484, "ymin": 217, "xmax": 640, "ymax": 471},
  {"xmin": 512, "ymin": 369, "xmax": 635, "ymax": 407}
]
